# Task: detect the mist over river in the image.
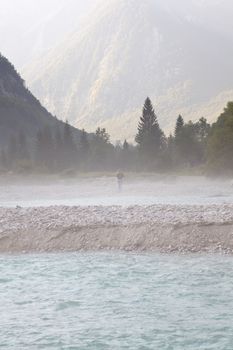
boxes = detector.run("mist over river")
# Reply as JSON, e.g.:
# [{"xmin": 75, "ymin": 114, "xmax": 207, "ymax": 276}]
[
  {"xmin": 0, "ymin": 175, "xmax": 233, "ymax": 207},
  {"xmin": 1, "ymin": 177, "xmax": 233, "ymax": 348},
  {"xmin": 1, "ymin": 253, "xmax": 233, "ymax": 349},
  {"xmin": 1, "ymin": 175, "xmax": 233, "ymax": 254}
]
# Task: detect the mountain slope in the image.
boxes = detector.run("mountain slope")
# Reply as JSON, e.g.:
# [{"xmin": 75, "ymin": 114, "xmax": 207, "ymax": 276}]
[
  {"xmin": 0, "ymin": 53, "xmax": 81, "ymax": 148},
  {"xmin": 24, "ymin": 0, "xmax": 233, "ymax": 140}
]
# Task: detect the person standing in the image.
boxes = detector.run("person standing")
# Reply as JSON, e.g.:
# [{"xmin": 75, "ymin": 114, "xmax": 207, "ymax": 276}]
[{"xmin": 116, "ymin": 171, "xmax": 124, "ymax": 192}]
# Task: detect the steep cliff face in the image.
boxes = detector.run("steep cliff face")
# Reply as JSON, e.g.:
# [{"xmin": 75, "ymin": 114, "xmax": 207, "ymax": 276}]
[
  {"xmin": 0, "ymin": 54, "xmax": 80, "ymax": 147},
  {"xmin": 24, "ymin": 0, "xmax": 233, "ymax": 140}
]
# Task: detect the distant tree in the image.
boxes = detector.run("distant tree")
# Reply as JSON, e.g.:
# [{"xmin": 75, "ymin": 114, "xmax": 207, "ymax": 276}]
[
  {"xmin": 63, "ymin": 120, "xmax": 73, "ymax": 150},
  {"xmin": 80, "ymin": 129, "xmax": 90, "ymax": 158},
  {"xmin": 120, "ymin": 139, "xmax": 133, "ymax": 170},
  {"xmin": 35, "ymin": 126, "xmax": 55, "ymax": 171},
  {"xmin": 35, "ymin": 130, "xmax": 43, "ymax": 167},
  {"xmin": 54, "ymin": 127, "xmax": 64, "ymax": 171},
  {"xmin": 162, "ymin": 134, "xmax": 175, "ymax": 170},
  {"xmin": 135, "ymin": 97, "xmax": 165, "ymax": 163},
  {"xmin": 63, "ymin": 120, "xmax": 77, "ymax": 168},
  {"xmin": 207, "ymin": 102, "xmax": 233, "ymax": 173},
  {"xmin": 18, "ymin": 131, "xmax": 29, "ymax": 161},
  {"xmin": 174, "ymin": 119, "xmax": 208, "ymax": 167},
  {"xmin": 91, "ymin": 127, "xmax": 114, "ymax": 170},
  {"xmin": 123, "ymin": 139, "xmax": 129, "ymax": 151},
  {"xmin": 174, "ymin": 115, "xmax": 184, "ymax": 139},
  {"xmin": 95, "ymin": 127, "xmax": 110, "ymax": 144},
  {"xmin": 79, "ymin": 129, "xmax": 90, "ymax": 169},
  {"xmin": 195, "ymin": 117, "xmax": 211, "ymax": 143},
  {"xmin": 7, "ymin": 137, "xmax": 17, "ymax": 168},
  {"xmin": 174, "ymin": 115, "xmax": 185, "ymax": 165}
]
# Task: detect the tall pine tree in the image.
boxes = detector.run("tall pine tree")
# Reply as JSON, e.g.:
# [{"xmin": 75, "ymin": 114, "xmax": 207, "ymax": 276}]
[
  {"xmin": 174, "ymin": 115, "xmax": 184, "ymax": 139},
  {"xmin": 135, "ymin": 97, "xmax": 165, "ymax": 159}
]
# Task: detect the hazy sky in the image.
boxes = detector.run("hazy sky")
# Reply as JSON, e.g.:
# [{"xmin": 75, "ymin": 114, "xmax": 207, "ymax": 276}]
[
  {"xmin": 0, "ymin": 0, "xmax": 232, "ymax": 71},
  {"xmin": 0, "ymin": 0, "xmax": 97, "ymax": 68}
]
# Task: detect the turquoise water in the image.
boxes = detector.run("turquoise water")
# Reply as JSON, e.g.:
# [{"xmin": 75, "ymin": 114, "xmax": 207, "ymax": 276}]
[{"xmin": 1, "ymin": 253, "xmax": 233, "ymax": 349}]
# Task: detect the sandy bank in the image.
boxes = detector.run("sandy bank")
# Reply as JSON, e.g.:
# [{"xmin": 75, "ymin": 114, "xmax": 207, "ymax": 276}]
[{"xmin": 0, "ymin": 205, "xmax": 233, "ymax": 254}]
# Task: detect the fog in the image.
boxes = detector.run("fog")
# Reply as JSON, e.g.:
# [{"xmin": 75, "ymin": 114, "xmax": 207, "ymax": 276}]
[
  {"xmin": 18, "ymin": 0, "xmax": 233, "ymax": 140},
  {"xmin": 0, "ymin": 0, "xmax": 97, "ymax": 68},
  {"xmin": 2, "ymin": 1, "xmax": 233, "ymax": 348},
  {"xmin": 0, "ymin": 175, "xmax": 232, "ymax": 208},
  {"xmin": 1, "ymin": 0, "xmax": 233, "ymax": 71}
]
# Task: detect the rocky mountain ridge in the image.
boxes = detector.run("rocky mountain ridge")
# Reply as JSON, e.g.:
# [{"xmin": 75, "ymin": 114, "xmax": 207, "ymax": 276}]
[{"xmin": 24, "ymin": 0, "xmax": 233, "ymax": 140}]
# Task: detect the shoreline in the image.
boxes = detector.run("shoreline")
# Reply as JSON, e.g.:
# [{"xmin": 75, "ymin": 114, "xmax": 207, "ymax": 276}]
[
  {"xmin": 1, "ymin": 204, "xmax": 233, "ymax": 254},
  {"xmin": 1, "ymin": 223, "xmax": 233, "ymax": 255}
]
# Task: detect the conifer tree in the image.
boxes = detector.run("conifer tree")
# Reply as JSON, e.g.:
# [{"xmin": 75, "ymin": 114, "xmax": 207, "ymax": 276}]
[
  {"xmin": 54, "ymin": 127, "xmax": 64, "ymax": 170},
  {"xmin": 123, "ymin": 139, "xmax": 129, "ymax": 151},
  {"xmin": 35, "ymin": 130, "xmax": 43, "ymax": 167},
  {"xmin": 207, "ymin": 102, "xmax": 233, "ymax": 172},
  {"xmin": 174, "ymin": 115, "xmax": 185, "ymax": 165},
  {"xmin": 91, "ymin": 127, "xmax": 113, "ymax": 170},
  {"xmin": 196, "ymin": 117, "xmax": 210, "ymax": 142},
  {"xmin": 63, "ymin": 120, "xmax": 73, "ymax": 149},
  {"xmin": 63, "ymin": 120, "xmax": 77, "ymax": 168},
  {"xmin": 135, "ymin": 97, "xmax": 165, "ymax": 158},
  {"xmin": 7, "ymin": 137, "xmax": 17, "ymax": 168},
  {"xmin": 35, "ymin": 126, "xmax": 55, "ymax": 171},
  {"xmin": 80, "ymin": 129, "xmax": 90, "ymax": 159},
  {"xmin": 121, "ymin": 139, "xmax": 131, "ymax": 170},
  {"xmin": 95, "ymin": 127, "xmax": 110, "ymax": 144},
  {"xmin": 174, "ymin": 115, "xmax": 184, "ymax": 139}
]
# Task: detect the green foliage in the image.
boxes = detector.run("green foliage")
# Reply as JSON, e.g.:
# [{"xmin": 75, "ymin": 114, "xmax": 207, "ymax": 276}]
[
  {"xmin": 79, "ymin": 129, "xmax": 90, "ymax": 170},
  {"xmin": 2, "ymin": 90, "xmax": 233, "ymax": 176},
  {"xmin": 174, "ymin": 115, "xmax": 184, "ymax": 139},
  {"xmin": 90, "ymin": 128, "xmax": 114, "ymax": 170},
  {"xmin": 63, "ymin": 120, "xmax": 77, "ymax": 168},
  {"xmin": 173, "ymin": 117, "xmax": 210, "ymax": 168},
  {"xmin": 207, "ymin": 102, "xmax": 233, "ymax": 174},
  {"xmin": 135, "ymin": 97, "xmax": 165, "ymax": 167},
  {"xmin": 0, "ymin": 54, "xmax": 23, "ymax": 84},
  {"xmin": 80, "ymin": 129, "xmax": 90, "ymax": 156},
  {"xmin": 35, "ymin": 126, "xmax": 55, "ymax": 171},
  {"xmin": 123, "ymin": 140, "xmax": 129, "ymax": 151}
]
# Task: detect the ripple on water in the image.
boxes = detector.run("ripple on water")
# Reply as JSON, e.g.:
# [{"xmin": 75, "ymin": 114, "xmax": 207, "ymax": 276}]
[
  {"xmin": 0, "ymin": 253, "xmax": 233, "ymax": 349},
  {"xmin": 56, "ymin": 300, "xmax": 81, "ymax": 311}
]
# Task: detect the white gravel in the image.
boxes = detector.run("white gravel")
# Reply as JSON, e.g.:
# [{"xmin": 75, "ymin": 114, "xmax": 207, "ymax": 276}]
[
  {"xmin": 0, "ymin": 204, "xmax": 233, "ymax": 254},
  {"xmin": 0, "ymin": 204, "xmax": 232, "ymax": 233}
]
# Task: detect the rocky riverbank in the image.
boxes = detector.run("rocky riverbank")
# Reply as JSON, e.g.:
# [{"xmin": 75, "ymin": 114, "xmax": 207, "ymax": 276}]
[{"xmin": 0, "ymin": 205, "xmax": 233, "ymax": 254}]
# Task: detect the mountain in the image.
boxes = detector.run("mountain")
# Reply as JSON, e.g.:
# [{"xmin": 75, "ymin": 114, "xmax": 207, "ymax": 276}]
[
  {"xmin": 0, "ymin": 53, "xmax": 81, "ymax": 148},
  {"xmin": 23, "ymin": 0, "xmax": 233, "ymax": 140}
]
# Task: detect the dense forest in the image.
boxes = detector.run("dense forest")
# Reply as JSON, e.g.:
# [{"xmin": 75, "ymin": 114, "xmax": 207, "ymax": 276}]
[{"xmin": 1, "ymin": 97, "xmax": 233, "ymax": 176}]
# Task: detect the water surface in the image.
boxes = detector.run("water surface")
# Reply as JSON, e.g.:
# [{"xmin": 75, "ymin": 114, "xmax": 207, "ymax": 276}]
[
  {"xmin": 0, "ymin": 253, "xmax": 233, "ymax": 349},
  {"xmin": 0, "ymin": 176, "xmax": 233, "ymax": 207}
]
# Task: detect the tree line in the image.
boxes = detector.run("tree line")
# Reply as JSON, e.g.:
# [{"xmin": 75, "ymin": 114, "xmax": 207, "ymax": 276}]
[{"xmin": 1, "ymin": 97, "xmax": 233, "ymax": 175}]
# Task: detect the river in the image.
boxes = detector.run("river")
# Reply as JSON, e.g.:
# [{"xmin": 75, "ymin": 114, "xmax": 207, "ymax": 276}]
[{"xmin": 1, "ymin": 252, "xmax": 233, "ymax": 349}]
